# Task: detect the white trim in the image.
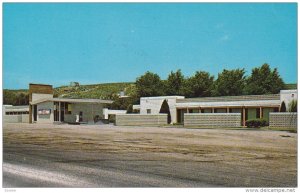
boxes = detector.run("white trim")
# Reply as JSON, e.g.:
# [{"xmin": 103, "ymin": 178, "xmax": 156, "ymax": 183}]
[
  {"xmin": 175, "ymin": 100, "xmax": 281, "ymax": 108},
  {"xmin": 140, "ymin": 96, "xmax": 185, "ymax": 100}
]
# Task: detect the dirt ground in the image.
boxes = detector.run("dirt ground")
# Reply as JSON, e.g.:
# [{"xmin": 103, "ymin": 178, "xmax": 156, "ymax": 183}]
[{"xmin": 3, "ymin": 123, "xmax": 297, "ymax": 187}]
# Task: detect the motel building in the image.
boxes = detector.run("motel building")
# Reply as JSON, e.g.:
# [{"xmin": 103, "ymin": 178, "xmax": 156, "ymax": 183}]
[
  {"xmin": 3, "ymin": 83, "xmax": 297, "ymax": 127},
  {"xmin": 132, "ymin": 90, "xmax": 297, "ymax": 127},
  {"xmin": 28, "ymin": 83, "xmax": 116, "ymax": 124}
]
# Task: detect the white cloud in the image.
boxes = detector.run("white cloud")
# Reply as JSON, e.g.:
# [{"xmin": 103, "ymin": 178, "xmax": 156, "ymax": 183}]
[
  {"xmin": 220, "ymin": 34, "xmax": 230, "ymax": 41},
  {"xmin": 215, "ymin": 23, "xmax": 225, "ymax": 29}
]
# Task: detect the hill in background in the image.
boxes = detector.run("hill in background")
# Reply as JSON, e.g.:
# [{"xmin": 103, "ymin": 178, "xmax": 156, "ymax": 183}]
[
  {"xmin": 3, "ymin": 82, "xmax": 297, "ymax": 106},
  {"xmin": 54, "ymin": 82, "xmax": 136, "ymax": 99}
]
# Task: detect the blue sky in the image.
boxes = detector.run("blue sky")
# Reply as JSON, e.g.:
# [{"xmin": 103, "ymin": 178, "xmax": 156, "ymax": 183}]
[{"xmin": 3, "ymin": 3, "xmax": 297, "ymax": 89}]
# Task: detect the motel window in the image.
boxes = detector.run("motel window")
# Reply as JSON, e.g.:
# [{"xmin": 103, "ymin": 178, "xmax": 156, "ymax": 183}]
[
  {"xmin": 65, "ymin": 103, "xmax": 72, "ymax": 114},
  {"xmin": 147, "ymin": 109, "xmax": 151, "ymax": 114}
]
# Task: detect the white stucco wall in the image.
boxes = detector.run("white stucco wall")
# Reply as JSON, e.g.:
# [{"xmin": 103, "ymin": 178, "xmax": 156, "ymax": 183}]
[
  {"xmin": 280, "ymin": 90, "xmax": 297, "ymax": 111},
  {"xmin": 103, "ymin": 108, "xmax": 127, "ymax": 119},
  {"xmin": 3, "ymin": 115, "xmax": 22, "ymax": 123},
  {"xmin": 64, "ymin": 103, "xmax": 104, "ymax": 123},
  {"xmin": 32, "ymin": 93, "xmax": 53, "ymax": 102},
  {"xmin": 36, "ymin": 102, "xmax": 54, "ymax": 123},
  {"xmin": 139, "ymin": 96, "xmax": 185, "ymax": 123}
]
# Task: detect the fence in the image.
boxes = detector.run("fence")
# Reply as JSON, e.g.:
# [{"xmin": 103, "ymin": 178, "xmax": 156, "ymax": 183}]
[
  {"xmin": 115, "ymin": 114, "xmax": 168, "ymax": 126},
  {"xmin": 3, "ymin": 114, "xmax": 29, "ymax": 123},
  {"xmin": 184, "ymin": 113, "xmax": 241, "ymax": 127},
  {"xmin": 269, "ymin": 112, "xmax": 297, "ymax": 128}
]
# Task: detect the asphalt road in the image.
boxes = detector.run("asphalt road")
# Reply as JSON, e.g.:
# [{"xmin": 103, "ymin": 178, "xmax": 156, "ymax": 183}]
[{"xmin": 3, "ymin": 123, "xmax": 297, "ymax": 187}]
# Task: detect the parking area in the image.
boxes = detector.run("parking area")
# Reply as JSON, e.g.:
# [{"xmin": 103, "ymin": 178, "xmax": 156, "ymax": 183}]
[{"xmin": 3, "ymin": 123, "xmax": 297, "ymax": 187}]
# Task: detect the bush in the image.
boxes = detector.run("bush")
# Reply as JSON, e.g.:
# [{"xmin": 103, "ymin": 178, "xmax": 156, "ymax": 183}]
[
  {"xmin": 246, "ymin": 119, "xmax": 267, "ymax": 128},
  {"xmin": 108, "ymin": 115, "xmax": 116, "ymax": 123}
]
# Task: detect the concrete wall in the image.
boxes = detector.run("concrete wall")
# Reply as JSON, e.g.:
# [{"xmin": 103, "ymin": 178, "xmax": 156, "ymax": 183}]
[
  {"xmin": 184, "ymin": 113, "xmax": 241, "ymax": 127},
  {"xmin": 64, "ymin": 103, "xmax": 104, "ymax": 123},
  {"xmin": 103, "ymin": 108, "xmax": 127, "ymax": 119},
  {"xmin": 269, "ymin": 112, "xmax": 297, "ymax": 128},
  {"xmin": 139, "ymin": 96, "xmax": 184, "ymax": 124},
  {"xmin": 36, "ymin": 102, "xmax": 54, "ymax": 123},
  {"xmin": 115, "ymin": 114, "xmax": 168, "ymax": 126},
  {"xmin": 3, "ymin": 114, "xmax": 29, "ymax": 123},
  {"xmin": 22, "ymin": 114, "xmax": 29, "ymax": 123},
  {"xmin": 3, "ymin": 115, "xmax": 22, "ymax": 123}
]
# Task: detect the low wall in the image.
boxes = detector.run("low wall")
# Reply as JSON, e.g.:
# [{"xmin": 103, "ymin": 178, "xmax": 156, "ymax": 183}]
[
  {"xmin": 269, "ymin": 112, "xmax": 297, "ymax": 128},
  {"xmin": 21, "ymin": 114, "xmax": 29, "ymax": 123},
  {"xmin": 184, "ymin": 113, "xmax": 241, "ymax": 127},
  {"xmin": 115, "ymin": 114, "xmax": 168, "ymax": 126},
  {"xmin": 3, "ymin": 114, "xmax": 29, "ymax": 123}
]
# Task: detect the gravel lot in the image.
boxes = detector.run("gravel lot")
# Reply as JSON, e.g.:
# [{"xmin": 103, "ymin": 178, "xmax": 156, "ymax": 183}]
[{"xmin": 3, "ymin": 123, "xmax": 297, "ymax": 187}]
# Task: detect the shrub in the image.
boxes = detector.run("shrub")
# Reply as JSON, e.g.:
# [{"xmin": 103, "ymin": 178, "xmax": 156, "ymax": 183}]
[
  {"xmin": 246, "ymin": 119, "xmax": 267, "ymax": 128},
  {"xmin": 288, "ymin": 100, "xmax": 297, "ymax": 112},
  {"xmin": 280, "ymin": 101, "xmax": 287, "ymax": 112},
  {"xmin": 108, "ymin": 115, "xmax": 116, "ymax": 123}
]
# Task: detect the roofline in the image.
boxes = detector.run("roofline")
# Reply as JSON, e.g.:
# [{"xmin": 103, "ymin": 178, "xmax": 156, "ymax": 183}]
[
  {"xmin": 30, "ymin": 98, "xmax": 113, "ymax": 105},
  {"xmin": 141, "ymin": 96, "xmax": 185, "ymax": 100},
  {"xmin": 183, "ymin": 94, "xmax": 280, "ymax": 100},
  {"xmin": 175, "ymin": 100, "xmax": 281, "ymax": 108},
  {"xmin": 29, "ymin": 83, "xmax": 53, "ymax": 86},
  {"xmin": 280, "ymin": 90, "xmax": 297, "ymax": 93},
  {"xmin": 52, "ymin": 98, "xmax": 113, "ymax": 104}
]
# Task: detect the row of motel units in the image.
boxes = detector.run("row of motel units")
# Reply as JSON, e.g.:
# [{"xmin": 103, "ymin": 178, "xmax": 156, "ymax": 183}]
[
  {"xmin": 28, "ymin": 83, "xmax": 124, "ymax": 124},
  {"xmin": 132, "ymin": 90, "xmax": 297, "ymax": 126}
]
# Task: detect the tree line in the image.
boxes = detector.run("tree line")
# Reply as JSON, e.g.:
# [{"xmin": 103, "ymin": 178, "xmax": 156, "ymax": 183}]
[
  {"xmin": 3, "ymin": 90, "xmax": 29, "ymax": 106},
  {"xmin": 135, "ymin": 63, "xmax": 286, "ymax": 98},
  {"xmin": 2, "ymin": 63, "xmax": 288, "ymax": 109}
]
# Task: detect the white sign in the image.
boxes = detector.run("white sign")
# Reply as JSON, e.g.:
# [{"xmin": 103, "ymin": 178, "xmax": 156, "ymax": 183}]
[{"xmin": 38, "ymin": 109, "xmax": 51, "ymax": 115}]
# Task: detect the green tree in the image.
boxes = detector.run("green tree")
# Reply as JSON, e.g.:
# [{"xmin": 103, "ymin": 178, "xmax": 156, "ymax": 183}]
[
  {"xmin": 3, "ymin": 90, "xmax": 29, "ymax": 105},
  {"xmin": 245, "ymin": 63, "xmax": 285, "ymax": 95},
  {"xmin": 288, "ymin": 100, "xmax": 297, "ymax": 112},
  {"xmin": 159, "ymin": 100, "xmax": 171, "ymax": 124},
  {"xmin": 110, "ymin": 94, "xmax": 138, "ymax": 110},
  {"xmin": 213, "ymin": 69, "xmax": 246, "ymax": 96},
  {"xmin": 3, "ymin": 90, "xmax": 16, "ymax": 105},
  {"xmin": 280, "ymin": 101, "xmax": 287, "ymax": 112},
  {"xmin": 126, "ymin": 104, "xmax": 133, "ymax": 114},
  {"xmin": 165, "ymin": 69, "xmax": 184, "ymax": 96},
  {"xmin": 136, "ymin": 71, "xmax": 165, "ymax": 97},
  {"xmin": 182, "ymin": 71, "xmax": 214, "ymax": 98}
]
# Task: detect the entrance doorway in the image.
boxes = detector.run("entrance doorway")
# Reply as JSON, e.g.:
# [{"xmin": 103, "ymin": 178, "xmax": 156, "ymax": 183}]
[
  {"xmin": 159, "ymin": 100, "xmax": 171, "ymax": 124},
  {"xmin": 60, "ymin": 102, "xmax": 65, "ymax": 122},
  {"xmin": 79, "ymin": 111, "xmax": 83, "ymax": 122},
  {"xmin": 54, "ymin": 102, "xmax": 59, "ymax": 121},
  {"xmin": 33, "ymin": 105, "xmax": 37, "ymax": 122}
]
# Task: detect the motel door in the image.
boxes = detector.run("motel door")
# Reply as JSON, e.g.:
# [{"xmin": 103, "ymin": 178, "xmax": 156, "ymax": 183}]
[
  {"xmin": 60, "ymin": 102, "xmax": 65, "ymax": 122},
  {"xmin": 54, "ymin": 102, "xmax": 59, "ymax": 122},
  {"xmin": 33, "ymin": 105, "xmax": 37, "ymax": 122},
  {"xmin": 79, "ymin": 111, "xmax": 83, "ymax": 122}
]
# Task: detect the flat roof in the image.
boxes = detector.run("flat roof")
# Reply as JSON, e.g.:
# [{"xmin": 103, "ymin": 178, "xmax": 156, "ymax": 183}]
[
  {"xmin": 176, "ymin": 100, "xmax": 281, "ymax": 108},
  {"xmin": 52, "ymin": 98, "xmax": 113, "ymax": 104},
  {"xmin": 280, "ymin": 90, "xmax": 297, "ymax": 94},
  {"xmin": 4, "ymin": 105, "xmax": 29, "ymax": 112},
  {"xmin": 29, "ymin": 83, "xmax": 53, "ymax": 86},
  {"xmin": 177, "ymin": 94, "xmax": 280, "ymax": 103},
  {"xmin": 30, "ymin": 98, "xmax": 113, "ymax": 105},
  {"xmin": 141, "ymin": 96, "xmax": 185, "ymax": 100}
]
